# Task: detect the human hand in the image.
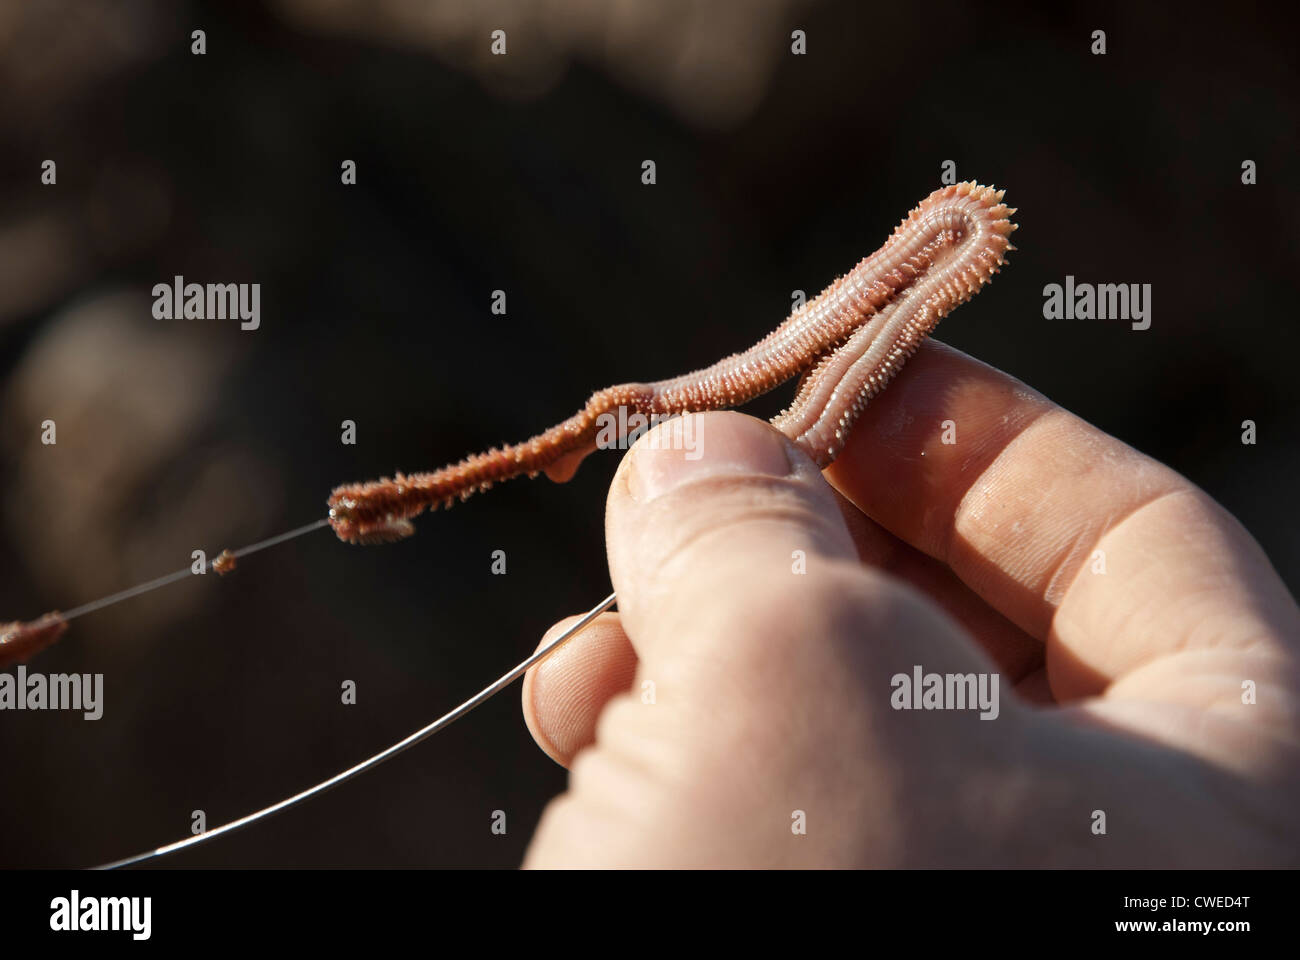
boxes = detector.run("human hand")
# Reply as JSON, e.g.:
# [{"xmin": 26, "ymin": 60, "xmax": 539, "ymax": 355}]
[{"xmin": 521, "ymin": 341, "xmax": 1300, "ymax": 867}]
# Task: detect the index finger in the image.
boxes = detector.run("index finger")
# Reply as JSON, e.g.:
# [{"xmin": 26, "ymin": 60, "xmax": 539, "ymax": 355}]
[{"xmin": 824, "ymin": 339, "xmax": 1300, "ymax": 701}]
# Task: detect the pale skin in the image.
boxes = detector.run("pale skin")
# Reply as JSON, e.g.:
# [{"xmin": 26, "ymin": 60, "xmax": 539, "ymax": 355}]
[{"xmin": 521, "ymin": 341, "xmax": 1300, "ymax": 867}]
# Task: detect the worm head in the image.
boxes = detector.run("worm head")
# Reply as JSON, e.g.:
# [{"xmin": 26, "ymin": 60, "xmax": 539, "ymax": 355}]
[{"xmin": 328, "ymin": 497, "xmax": 417, "ymax": 545}]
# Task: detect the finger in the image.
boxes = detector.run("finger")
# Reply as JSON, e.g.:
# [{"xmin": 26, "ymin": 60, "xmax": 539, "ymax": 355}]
[
  {"xmin": 521, "ymin": 612, "xmax": 637, "ymax": 767},
  {"xmin": 829, "ymin": 486, "xmax": 1043, "ymax": 686},
  {"xmin": 824, "ymin": 339, "xmax": 1300, "ymax": 702}
]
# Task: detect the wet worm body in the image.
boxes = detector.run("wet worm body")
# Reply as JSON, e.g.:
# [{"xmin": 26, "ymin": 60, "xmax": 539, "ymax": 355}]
[
  {"xmin": 328, "ymin": 181, "xmax": 1017, "ymax": 543},
  {"xmin": 0, "ymin": 612, "xmax": 69, "ymax": 669}
]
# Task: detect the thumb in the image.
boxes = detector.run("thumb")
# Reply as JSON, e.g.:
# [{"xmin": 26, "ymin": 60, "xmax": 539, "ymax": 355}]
[
  {"xmin": 606, "ymin": 411, "xmax": 996, "ymax": 695},
  {"xmin": 606, "ymin": 411, "xmax": 860, "ymax": 670},
  {"xmin": 526, "ymin": 412, "xmax": 1018, "ymax": 867},
  {"xmin": 607, "ymin": 411, "xmax": 1012, "ymax": 720}
]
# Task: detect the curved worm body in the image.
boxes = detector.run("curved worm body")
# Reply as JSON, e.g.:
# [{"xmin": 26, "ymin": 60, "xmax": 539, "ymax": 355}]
[{"xmin": 328, "ymin": 182, "xmax": 1016, "ymax": 543}]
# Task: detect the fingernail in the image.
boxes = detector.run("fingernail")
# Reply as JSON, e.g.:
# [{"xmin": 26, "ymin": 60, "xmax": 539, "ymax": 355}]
[{"xmin": 628, "ymin": 414, "xmax": 794, "ymax": 503}]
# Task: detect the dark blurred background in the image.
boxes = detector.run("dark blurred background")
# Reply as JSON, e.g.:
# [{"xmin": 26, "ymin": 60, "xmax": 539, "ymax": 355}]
[{"xmin": 0, "ymin": 0, "xmax": 1295, "ymax": 867}]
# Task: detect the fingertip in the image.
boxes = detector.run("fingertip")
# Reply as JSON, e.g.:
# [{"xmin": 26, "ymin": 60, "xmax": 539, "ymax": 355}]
[
  {"xmin": 522, "ymin": 612, "xmax": 638, "ymax": 767},
  {"xmin": 604, "ymin": 411, "xmax": 859, "ymax": 660},
  {"xmin": 622, "ymin": 411, "xmax": 793, "ymax": 504}
]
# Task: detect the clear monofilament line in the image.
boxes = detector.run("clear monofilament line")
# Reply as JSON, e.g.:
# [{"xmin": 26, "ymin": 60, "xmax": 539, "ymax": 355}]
[
  {"xmin": 224, "ymin": 517, "xmax": 333, "ymax": 561},
  {"xmin": 2, "ymin": 517, "xmax": 335, "ymax": 667},
  {"xmin": 93, "ymin": 589, "xmax": 619, "ymax": 870},
  {"xmin": 59, "ymin": 518, "xmax": 331, "ymax": 622}
]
